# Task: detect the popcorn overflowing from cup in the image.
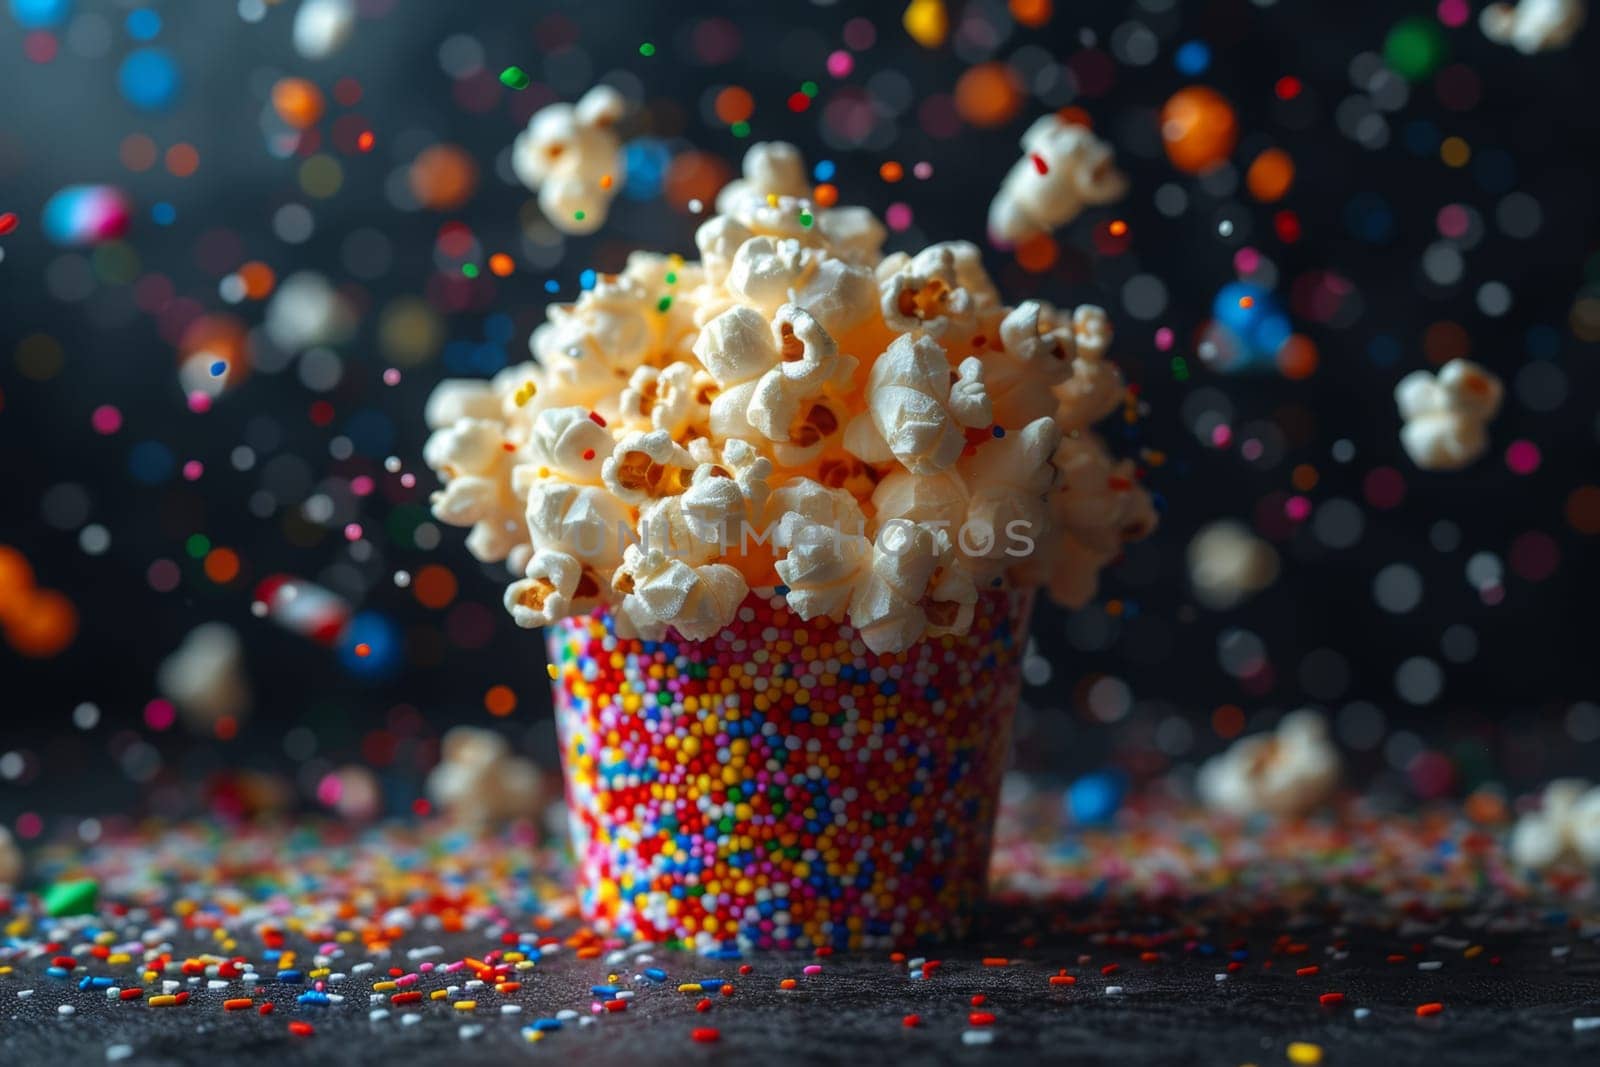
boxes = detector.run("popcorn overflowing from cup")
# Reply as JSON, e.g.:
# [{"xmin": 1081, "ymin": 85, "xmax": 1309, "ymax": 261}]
[{"xmin": 423, "ymin": 141, "xmax": 1156, "ymax": 654}]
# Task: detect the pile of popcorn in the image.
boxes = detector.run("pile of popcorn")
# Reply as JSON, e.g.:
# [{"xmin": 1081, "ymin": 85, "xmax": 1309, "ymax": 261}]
[{"xmin": 423, "ymin": 142, "xmax": 1156, "ymax": 653}]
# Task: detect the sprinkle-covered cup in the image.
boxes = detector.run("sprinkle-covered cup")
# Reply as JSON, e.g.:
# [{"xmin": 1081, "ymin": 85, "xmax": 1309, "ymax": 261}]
[{"xmin": 547, "ymin": 587, "xmax": 1032, "ymax": 951}]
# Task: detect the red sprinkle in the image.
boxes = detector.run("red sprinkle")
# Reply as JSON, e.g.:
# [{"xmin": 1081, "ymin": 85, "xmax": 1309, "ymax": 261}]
[
  {"xmin": 696, "ymin": 998, "xmax": 711, "ymax": 1013},
  {"xmin": 1101, "ymin": 964, "xmax": 1120, "ymax": 976},
  {"xmin": 391, "ymin": 991, "xmax": 422, "ymax": 1005},
  {"xmin": 738, "ymin": 964, "xmax": 752, "ymax": 975},
  {"xmin": 0, "ymin": 213, "xmax": 17, "ymax": 236},
  {"xmin": 119, "ymin": 988, "xmax": 144, "ymax": 1001},
  {"xmin": 224, "ymin": 998, "xmax": 254, "ymax": 1011},
  {"xmin": 1031, "ymin": 153, "xmax": 1049, "ymax": 175},
  {"xmin": 174, "ymin": 992, "xmax": 191, "ymax": 1005},
  {"xmin": 1049, "ymin": 975, "xmax": 1076, "ymax": 987},
  {"xmin": 1320, "ymin": 993, "xmax": 1347, "ymax": 1007},
  {"xmin": 258, "ymin": 1003, "xmax": 274, "ymax": 1015},
  {"xmin": 969, "ymin": 1012, "xmax": 996, "ymax": 1026},
  {"xmin": 1416, "ymin": 1002, "xmax": 1444, "ymax": 1017},
  {"xmin": 982, "ymin": 956, "xmax": 1009, "ymax": 967},
  {"xmin": 691, "ymin": 1027, "xmax": 720, "ymax": 1043},
  {"xmin": 1297, "ymin": 966, "xmax": 1320, "ymax": 977},
  {"xmin": 604, "ymin": 998, "xmax": 627, "ymax": 1012},
  {"xmin": 51, "ymin": 956, "xmax": 77, "ymax": 969},
  {"xmin": 288, "ymin": 1020, "xmax": 315, "ymax": 1036},
  {"xmin": 902, "ymin": 1014, "xmax": 920, "ymax": 1028},
  {"xmin": 971, "ymin": 994, "xmax": 986, "ymax": 1006}
]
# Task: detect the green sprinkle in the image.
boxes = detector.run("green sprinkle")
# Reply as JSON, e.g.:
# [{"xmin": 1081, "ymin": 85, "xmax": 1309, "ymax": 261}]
[
  {"xmin": 799, "ymin": 211, "xmax": 813, "ymax": 228},
  {"xmin": 185, "ymin": 533, "xmax": 210, "ymax": 559},
  {"xmin": 462, "ymin": 263, "xmax": 479, "ymax": 278},
  {"xmin": 43, "ymin": 879, "xmax": 98, "ymax": 918},
  {"xmin": 574, "ymin": 210, "xmax": 586, "ymax": 221},
  {"xmin": 639, "ymin": 42, "xmax": 656, "ymax": 57},
  {"xmin": 801, "ymin": 80, "xmax": 819, "ymax": 97},
  {"xmin": 499, "ymin": 66, "xmax": 530, "ymax": 90},
  {"xmin": 731, "ymin": 120, "xmax": 750, "ymax": 138},
  {"xmin": 656, "ymin": 295, "xmax": 673, "ymax": 312},
  {"xmin": 664, "ymin": 271, "xmax": 677, "ymax": 285}
]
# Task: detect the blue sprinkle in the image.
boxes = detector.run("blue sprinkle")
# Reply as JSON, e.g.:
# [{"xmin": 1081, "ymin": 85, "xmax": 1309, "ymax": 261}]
[
  {"xmin": 699, "ymin": 979, "xmax": 728, "ymax": 991},
  {"xmin": 276, "ymin": 969, "xmax": 304, "ymax": 983},
  {"xmin": 813, "ymin": 160, "xmax": 836, "ymax": 181},
  {"xmin": 209, "ymin": 360, "xmax": 227, "ymax": 377},
  {"xmin": 579, "ymin": 269, "xmax": 597, "ymax": 290},
  {"xmin": 642, "ymin": 968, "xmax": 667, "ymax": 982},
  {"xmin": 544, "ymin": 279, "xmax": 560, "ymax": 294},
  {"xmin": 47, "ymin": 966, "xmax": 70, "ymax": 979},
  {"xmin": 532, "ymin": 1018, "xmax": 563, "ymax": 1031},
  {"xmin": 590, "ymin": 984, "xmax": 620, "ymax": 996},
  {"xmin": 1174, "ymin": 40, "xmax": 1211, "ymax": 76},
  {"xmin": 991, "ymin": 425, "xmax": 1005, "ymax": 437},
  {"xmin": 296, "ymin": 990, "xmax": 330, "ymax": 1005}
]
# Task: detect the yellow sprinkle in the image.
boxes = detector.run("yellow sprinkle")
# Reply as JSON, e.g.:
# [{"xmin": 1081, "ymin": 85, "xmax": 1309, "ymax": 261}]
[
  {"xmin": 0, "ymin": 966, "xmax": 11, "ymax": 976},
  {"xmin": 453, "ymin": 1000, "xmax": 477, "ymax": 1011},
  {"xmin": 515, "ymin": 960, "xmax": 536, "ymax": 971},
  {"xmin": 149, "ymin": 995, "xmax": 179, "ymax": 1007},
  {"xmin": 107, "ymin": 954, "xmax": 131, "ymax": 965},
  {"xmin": 309, "ymin": 968, "xmax": 330, "ymax": 979},
  {"xmin": 430, "ymin": 989, "xmax": 448, "ymax": 1001},
  {"xmin": 1287, "ymin": 1043, "xmax": 1324, "ymax": 1066},
  {"xmin": 525, "ymin": 1030, "xmax": 545, "ymax": 1043},
  {"xmin": 547, "ymin": 664, "xmax": 558, "ymax": 680},
  {"xmin": 677, "ymin": 983, "xmax": 702, "ymax": 993},
  {"xmin": 373, "ymin": 981, "xmax": 398, "ymax": 992},
  {"xmin": 144, "ymin": 971, "xmax": 159, "ymax": 983},
  {"xmin": 1464, "ymin": 945, "xmax": 1483, "ymax": 959},
  {"xmin": 95, "ymin": 931, "xmax": 117, "ymax": 945},
  {"xmin": 766, "ymin": 193, "xmax": 778, "ymax": 207},
  {"xmin": 504, "ymin": 952, "xmax": 524, "ymax": 963}
]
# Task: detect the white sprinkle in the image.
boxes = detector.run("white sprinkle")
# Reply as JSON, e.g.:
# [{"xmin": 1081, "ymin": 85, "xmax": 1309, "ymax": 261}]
[
  {"xmin": 1105, "ymin": 986, "xmax": 1124, "ymax": 996},
  {"xmin": 370, "ymin": 1009, "xmax": 390, "ymax": 1022},
  {"xmin": 501, "ymin": 1005, "xmax": 522, "ymax": 1015},
  {"xmin": 579, "ymin": 1016, "xmax": 596, "ymax": 1027},
  {"xmin": 326, "ymin": 994, "xmax": 344, "ymax": 1004},
  {"xmin": 1574, "ymin": 1017, "xmax": 1600, "ymax": 1031},
  {"xmin": 459, "ymin": 1024, "xmax": 484, "ymax": 1040},
  {"xmin": 616, "ymin": 990, "xmax": 635, "ymax": 1001},
  {"xmin": 1418, "ymin": 961, "xmax": 1442, "ymax": 971},
  {"xmin": 908, "ymin": 957, "xmax": 926, "ymax": 969},
  {"xmin": 106, "ymin": 988, "xmax": 121, "ymax": 999},
  {"xmin": 962, "ymin": 1029, "xmax": 995, "ymax": 1046},
  {"xmin": 351, "ymin": 963, "xmax": 375, "ymax": 974},
  {"xmin": 59, "ymin": 1004, "xmax": 77, "ymax": 1016},
  {"xmin": 162, "ymin": 980, "xmax": 180, "ymax": 993},
  {"xmin": 17, "ymin": 989, "xmax": 34, "ymax": 999},
  {"xmin": 208, "ymin": 980, "xmax": 230, "ymax": 989},
  {"xmin": 1432, "ymin": 936, "xmax": 1468, "ymax": 950},
  {"xmin": 242, "ymin": 972, "xmax": 259, "ymax": 983},
  {"xmin": 556, "ymin": 1009, "xmax": 579, "ymax": 1021},
  {"xmin": 106, "ymin": 1045, "xmax": 134, "ymax": 1062},
  {"xmin": 1552, "ymin": 946, "xmax": 1571, "ymax": 958},
  {"xmin": 401, "ymin": 1013, "xmax": 422, "ymax": 1026},
  {"xmin": 407, "ymin": 946, "xmax": 445, "ymax": 960},
  {"xmin": 464, "ymin": 979, "xmax": 484, "ymax": 990},
  {"xmin": 1354, "ymin": 1008, "xmax": 1371, "ymax": 1020}
]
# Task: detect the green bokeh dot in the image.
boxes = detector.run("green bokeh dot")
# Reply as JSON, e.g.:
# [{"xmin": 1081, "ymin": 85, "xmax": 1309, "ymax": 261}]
[{"xmin": 1384, "ymin": 16, "xmax": 1448, "ymax": 82}]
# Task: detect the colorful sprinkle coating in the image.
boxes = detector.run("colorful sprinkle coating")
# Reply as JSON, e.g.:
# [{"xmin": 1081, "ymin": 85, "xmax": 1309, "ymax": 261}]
[{"xmin": 548, "ymin": 589, "xmax": 1031, "ymax": 951}]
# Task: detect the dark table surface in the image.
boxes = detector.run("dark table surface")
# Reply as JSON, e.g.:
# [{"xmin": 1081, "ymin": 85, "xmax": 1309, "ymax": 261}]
[{"xmin": 5, "ymin": 799, "xmax": 1600, "ymax": 1066}]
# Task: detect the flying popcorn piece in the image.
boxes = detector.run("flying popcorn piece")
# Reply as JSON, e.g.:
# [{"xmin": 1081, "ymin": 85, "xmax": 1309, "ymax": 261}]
[
  {"xmin": 1197, "ymin": 711, "xmax": 1341, "ymax": 818},
  {"xmin": 1481, "ymin": 0, "xmax": 1587, "ymax": 52},
  {"xmin": 844, "ymin": 333, "xmax": 991, "ymax": 475},
  {"xmin": 1509, "ymin": 779, "xmax": 1600, "ymax": 869},
  {"xmin": 1187, "ymin": 520, "xmax": 1281, "ymax": 611},
  {"xmin": 263, "ymin": 271, "xmax": 356, "ymax": 354},
  {"xmin": 427, "ymin": 727, "xmax": 552, "ymax": 825},
  {"xmin": 292, "ymin": 0, "xmax": 355, "ymax": 61},
  {"xmin": 505, "ymin": 549, "xmax": 609, "ymax": 628},
  {"xmin": 512, "ymin": 85, "xmax": 627, "ymax": 234},
  {"xmin": 987, "ymin": 115, "xmax": 1128, "ymax": 247},
  {"xmin": 156, "ymin": 622, "xmax": 251, "ymax": 733},
  {"xmin": 1395, "ymin": 358, "xmax": 1504, "ymax": 471},
  {"xmin": 847, "ymin": 520, "xmax": 976, "ymax": 654},
  {"xmin": 611, "ymin": 545, "xmax": 747, "ymax": 641}
]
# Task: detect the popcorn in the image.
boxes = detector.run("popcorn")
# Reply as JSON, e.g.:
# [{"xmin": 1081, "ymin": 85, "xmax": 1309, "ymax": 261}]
[
  {"xmin": 426, "ymin": 727, "xmax": 552, "ymax": 825},
  {"xmin": 1015, "ymin": 432, "xmax": 1156, "ymax": 608},
  {"xmin": 1196, "ymin": 710, "xmax": 1341, "ymax": 818},
  {"xmin": 505, "ymin": 549, "xmax": 609, "ymax": 628},
  {"xmin": 877, "ymin": 241, "xmax": 999, "ymax": 341},
  {"xmin": 264, "ymin": 271, "xmax": 355, "ymax": 353},
  {"xmin": 531, "ymin": 272, "xmax": 662, "ymax": 409},
  {"xmin": 611, "ymin": 545, "xmax": 747, "ymax": 640},
  {"xmin": 1394, "ymin": 358, "xmax": 1504, "ymax": 471},
  {"xmin": 422, "ymin": 140, "xmax": 1155, "ymax": 650},
  {"xmin": 846, "ymin": 520, "xmax": 977, "ymax": 654},
  {"xmin": 1187, "ymin": 520, "xmax": 1280, "ymax": 610},
  {"xmin": 156, "ymin": 622, "xmax": 251, "ymax": 732},
  {"xmin": 511, "ymin": 85, "xmax": 627, "ymax": 235},
  {"xmin": 1509, "ymin": 780, "xmax": 1600, "ymax": 869},
  {"xmin": 616, "ymin": 362, "xmax": 708, "ymax": 440},
  {"xmin": 523, "ymin": 482, "xmax": 633, "ymax": 572},
  {"xmin": 772, "ymin": 480, "xmax": 873, "ymax": 621},
  {"xmin": 602, "ymin": 430, "xmax": 698, "ymax": 506},
  {"xmin": 0, "ymin": 822, "xmax": 23, "ymax": 886},
  {"xmin": 844, "ymin": 333, "xmax": 990, "ymax": 475},
  {"xmin": 525, "ymin": 407, "xmax": 613, "ymax": 484},
  {"xmin": 987, "ymin": 115, "xmax": 1127, "ymax": 246},
  {"xmin": 1480, "ymin": 0, "xmax": 1586, "ymax": 53}
]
